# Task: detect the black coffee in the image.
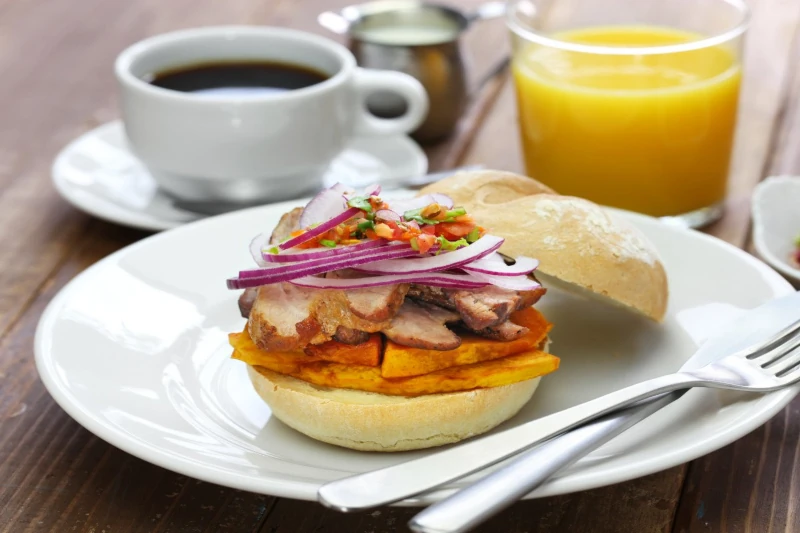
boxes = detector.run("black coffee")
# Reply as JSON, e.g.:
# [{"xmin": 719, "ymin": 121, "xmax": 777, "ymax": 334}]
[{"xmin": 147, "ymin": 61, "xmax": 329, "ymax": 97}]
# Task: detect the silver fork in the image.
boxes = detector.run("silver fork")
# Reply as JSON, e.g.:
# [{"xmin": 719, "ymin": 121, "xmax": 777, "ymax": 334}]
[{"xmin": 318, "ymin": 314, "xmax": 800, "ymax": 512}]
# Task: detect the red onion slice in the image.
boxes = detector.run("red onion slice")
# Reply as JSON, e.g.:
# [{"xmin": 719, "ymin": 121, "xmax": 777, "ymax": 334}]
[
  {"xmin": 389, "ymin": 193, "xmax": 455, "ymax": 214},
  {"xmin": 362, "ymin": 184, "xmax": 382, "ymax": 197},
  {"xmin": 299, "ymin": 187, "xmax": 347, "ymax": 228},
  {"xmin": 243, "ymin": 245, "xmax": 418, "ymax": 278},
  {"xmin": 375, "ymin": 209, "xmax": 401, "ymax": 222},
  {"xmin": 351, "ymin": 235, "xmax": 503, "ymax": 275},
  {"xmin": 329, "ymin": 182, "xmax": 353, "ymax": 195},
  {"xmin": 462, "ymin": 253, "xmax": 540, "ymax": 277},
  {"xmin": 465, "ymin": 271, "xmax": 541, "ymax": 291},
  {"xmin": 264, "ymin": 239, "xmax": 387, "ymax": 263},
  {"xmin": 249, "ymin": 233, "xmax": 270, "ymax": 267},
  {"xmin": 228, "ymin": 246, "xmax": 421, "ymax": 289},
  {"xmin": 278, "ymin": 207, "xmax": 360, "ymax": 251},
  {"xmin": 281, "ymin": 184, "xmax": 384, "ymax": 251},
  {"xmin": 288, "ymin": 272, "xmax": 487, "ymax": 290}
]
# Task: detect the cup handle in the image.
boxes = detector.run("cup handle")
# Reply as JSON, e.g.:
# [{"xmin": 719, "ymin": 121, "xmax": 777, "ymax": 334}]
[{"xmin": 352, "ymin": 68, "xmax": 429, "ymax": 137}]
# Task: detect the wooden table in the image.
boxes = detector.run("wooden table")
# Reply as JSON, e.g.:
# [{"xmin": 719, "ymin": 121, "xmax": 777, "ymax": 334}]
[{"xmin": 2, "ymin": 0, "xmax": 799, "ymax": 531}]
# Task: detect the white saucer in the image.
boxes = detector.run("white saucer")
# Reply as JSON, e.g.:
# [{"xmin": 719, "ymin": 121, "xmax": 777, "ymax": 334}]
[
  {"xmin": 752, "ymin": 176, "xmax": 800, "ymax": 287},
  {"xmin": 51, "ymin": 121, "xmax": 428, "ymax": 232}
]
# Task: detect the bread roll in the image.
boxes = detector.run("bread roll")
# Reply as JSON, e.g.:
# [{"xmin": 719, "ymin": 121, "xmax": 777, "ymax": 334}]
[
  {"xmin": 420, "ymin": 171, "xmax": 668, "ymax": 321},
  {"xmin": 248, "ymin": 365, "xmax": 540, "ymax": 452}
]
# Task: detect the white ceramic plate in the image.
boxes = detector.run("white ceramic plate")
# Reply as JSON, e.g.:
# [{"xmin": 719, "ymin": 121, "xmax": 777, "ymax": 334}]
[
  {"xmin": 752, "ymin": 175, "xmax": 800, "ymax": 287},
  {"xmin": 35, "ymin": 199, "xmax": 796, "ymax": 503},
  {"xmin": 51, "ymin": 121, "xmax": 427, "ymax": 232}
]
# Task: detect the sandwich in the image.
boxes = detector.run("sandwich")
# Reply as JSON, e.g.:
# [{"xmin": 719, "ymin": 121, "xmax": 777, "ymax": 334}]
[{"xmin": 227, "ymin": 170, "xmax": 668, "ymax": 451}]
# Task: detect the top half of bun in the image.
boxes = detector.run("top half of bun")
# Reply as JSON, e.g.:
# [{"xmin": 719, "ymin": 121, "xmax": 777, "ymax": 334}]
[{"xmin": 420, "ymin": 170, "xmax": 668, "ymax": 321}]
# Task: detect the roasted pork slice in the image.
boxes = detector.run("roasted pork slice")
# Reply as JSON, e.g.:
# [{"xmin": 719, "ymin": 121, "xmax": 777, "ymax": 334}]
[
  {"xmin": 408, "ymin": 283, "xmax": 547, "ymax": 330},
  {"xmin": 465, "ymin": 320, "xmax": 529, "ymax": 341},
  {"xmin": 238, "ymin": 287, "xmax": 258, "ymax": 318},
  {"xmin": 406, "ymin": 285, "xmax": 455, "ymax": 310},
  {"xmin": 269, "ymin": 207, "xmax": 303, "ymax": 245},
  {"xmin": 327, "ymin": 270, "xmax": 409, "ymax": 322},
  {"xmin": 248, "ymin": 282, "xmax": 400, "ymax": 352},
  {"xmin": 332, "ymin": 326, "xmax": 370, "ymax": 345},
  {"xmin": 382, "ymin": 300, "xmax": 462, "ymax": 350}
]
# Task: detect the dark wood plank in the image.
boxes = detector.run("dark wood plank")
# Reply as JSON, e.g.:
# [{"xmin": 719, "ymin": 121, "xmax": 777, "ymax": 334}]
[{"xmin": 257, "ymin": 468, "xmax": 683, "ymax": 533}]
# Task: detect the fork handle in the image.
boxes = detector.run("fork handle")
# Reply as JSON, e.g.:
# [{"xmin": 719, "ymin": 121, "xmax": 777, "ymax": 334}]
[{"xmin": 408, "ymin": 392, "xmax": 683, "ymax": 533}]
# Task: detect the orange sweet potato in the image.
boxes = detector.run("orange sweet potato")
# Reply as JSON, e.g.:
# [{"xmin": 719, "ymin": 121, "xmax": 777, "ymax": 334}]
[
  {"xmin": 230, "ymin": 330, "xmax": 559, "ymax": 396},
  {"xmin": 304, "ymin": 334, "xmax": 382, "ymax": 367},
  {"xmin": 381, "ymin": 307, "xmax": 552, "ymax": 378}
]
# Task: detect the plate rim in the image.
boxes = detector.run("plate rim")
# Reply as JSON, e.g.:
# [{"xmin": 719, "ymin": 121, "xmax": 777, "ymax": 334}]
[{"xmin": 34, "ymin": 203, "xmax": 798, "ymax": 503}]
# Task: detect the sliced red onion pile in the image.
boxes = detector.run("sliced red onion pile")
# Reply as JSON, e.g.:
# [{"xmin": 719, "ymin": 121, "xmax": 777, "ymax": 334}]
[{"xmin": 227, "ymin": 183, "xmax": 541, "ymax": 291}]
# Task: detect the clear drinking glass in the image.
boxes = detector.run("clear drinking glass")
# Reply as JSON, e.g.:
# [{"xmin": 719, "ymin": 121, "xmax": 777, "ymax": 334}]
[{"xmin": 507, "ymin": 0, "xmax": 750, "ymax": 227}]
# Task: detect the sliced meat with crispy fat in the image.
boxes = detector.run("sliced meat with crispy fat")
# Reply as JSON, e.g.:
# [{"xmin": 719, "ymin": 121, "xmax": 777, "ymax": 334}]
[
  {"xmin": 332, "ymin": 326, "xmax": 370, "ymax": 345},
  {"xmin": 327, "ymin": 270, "xmax": 409, "ymax": 322},
  {"xmin": 381, "ymin": 300, "xmax": 462, "ymax": 350},
  {"xmin": 248, "ymin": 283, "xmax": 399, "ymax": 352},
  {"xmin": 466, "ymin": 320, "xmax": 529, "ymax": 341},
  {"xmin": 238, "ymin": 287, "xmax": 258, "ymax": 318},
  {"xmin": 408, "ymin": 283, "xmax": 546, "ymax": 330}
]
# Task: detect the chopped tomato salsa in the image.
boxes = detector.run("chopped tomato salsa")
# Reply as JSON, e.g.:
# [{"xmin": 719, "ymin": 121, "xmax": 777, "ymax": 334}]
[{"xmin": 285, "ymin": 196, "xmax": 485, "ymax": 253}]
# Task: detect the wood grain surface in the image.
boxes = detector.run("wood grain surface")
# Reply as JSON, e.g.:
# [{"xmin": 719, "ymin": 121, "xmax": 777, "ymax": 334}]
[{"xmin": 1, "ymin": 0, "xmax": 799, "ymax": 532}]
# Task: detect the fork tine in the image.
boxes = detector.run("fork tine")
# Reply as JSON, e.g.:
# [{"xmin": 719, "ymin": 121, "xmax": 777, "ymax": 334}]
[
  {"xmin": 768, "ymin": 343, "xmax": 800, "ymax": 375},
  {"xmin": 775, "ymin": 348, "xmax": 800, "ymax": 382},
  {"xmin": 755, "ymin": 331, "xmax": 800, "ymax": 367},
  {"xmin": 750, "ymin": 320, "xmax": 800, "ymax": 363}
]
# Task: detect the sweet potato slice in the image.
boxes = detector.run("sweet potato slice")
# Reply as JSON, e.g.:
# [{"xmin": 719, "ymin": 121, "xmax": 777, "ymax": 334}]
[
  {"xmin": 381, "ymin": 306, "xmax": 552, "ymax": 378},
  {"xmin": 230, "ymin": 330, "xmax": 559, "ymax": 396},
  {"xmin": 304, "ymin": 334, "xmax": 382, "ymax": 367}
]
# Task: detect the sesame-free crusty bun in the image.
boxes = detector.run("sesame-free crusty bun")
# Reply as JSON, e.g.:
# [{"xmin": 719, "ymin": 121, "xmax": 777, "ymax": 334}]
[
  {"xmin": 247, "ymin": 365, "xmax": 541, "ymax": 452},
  {"xmin": 421, "ymin": 171, "xmax": 668, "ymax": 321}
]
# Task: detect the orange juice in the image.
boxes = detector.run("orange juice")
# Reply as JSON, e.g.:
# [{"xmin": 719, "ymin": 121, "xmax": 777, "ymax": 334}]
[{"xmin": 512, "ymin": 26, "xmax": 742, "ymax": 217}]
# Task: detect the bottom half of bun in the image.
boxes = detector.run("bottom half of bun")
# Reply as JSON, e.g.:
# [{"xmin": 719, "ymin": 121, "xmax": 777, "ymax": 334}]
[{"xmin": 247, "ymin": 365, "xmax": 541, "ymax": 452}]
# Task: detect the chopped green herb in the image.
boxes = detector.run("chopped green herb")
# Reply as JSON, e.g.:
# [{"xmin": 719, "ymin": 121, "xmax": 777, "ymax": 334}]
[
  {"xmin": 357, "ymin": 220, "xmax": 376, "ymax": 231},
  {"xmin": 436, "ymin": 235, "xmax": 469, "ymax": 252},
  {"xmin": 347, "ymin": 196, "xmax": 373, "ymax": 214},
  {"xmin": 795, "ymin": 235, "xmax": 800, "ymax": 247},
  {"xmin": 444, "ymin": 207, "xmax": 466, "ymax": 219},
  {"xmin": 403, "ymin": 207, "xmax": 438, "ymax": 225},
  {"xmin": 409, "ymin": 237, "xmax": 419, "ymax": 251},
  {"xmin": 466, "ymin": 227, "xmax": 481, "ymax": 243},
  {"xmin": 266, "ymin": 246, "xmax": 279, "ymax": 255},
  {"xmin": 319, "ymin": 239, "xmax": 337, "ymax": 248}
]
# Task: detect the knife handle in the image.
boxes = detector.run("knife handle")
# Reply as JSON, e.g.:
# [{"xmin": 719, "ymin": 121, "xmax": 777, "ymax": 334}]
[{"xmin": 408, "ymin": 392, "xmax": 683, "ymax": 533}]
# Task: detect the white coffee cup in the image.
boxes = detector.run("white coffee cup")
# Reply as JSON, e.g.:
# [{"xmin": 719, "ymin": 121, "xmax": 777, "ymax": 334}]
[{"xmin": 115, "ymin": 26, "xmax": 428, "ymax": 203}]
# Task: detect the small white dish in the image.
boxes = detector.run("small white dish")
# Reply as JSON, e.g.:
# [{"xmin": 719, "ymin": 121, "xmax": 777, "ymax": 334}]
[
  {"xmin": 51, "ymin": 120, "xmax": 427, "ymax": 232},
  {"xmin": 34, "ymin": 199, "xmax": 796, "ymax": 503},
  {"xmin": 752, "ymin": 175, "xmax": 800, "ymax": 286}
]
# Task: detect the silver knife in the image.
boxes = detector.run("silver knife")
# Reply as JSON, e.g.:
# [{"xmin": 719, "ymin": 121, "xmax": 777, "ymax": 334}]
[
  {"xmin": 317, "ymin": 291, "xmax": 800, "ymax": 511},
  {"xmin": 408, "ymin": 391, "xmax": 684, "ymax": 533}
]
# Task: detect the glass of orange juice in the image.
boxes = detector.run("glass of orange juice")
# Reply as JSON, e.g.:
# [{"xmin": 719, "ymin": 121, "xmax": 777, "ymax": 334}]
[{"xmin": 507, "ymin": 0, "xmax": 749, "ymax": 227}]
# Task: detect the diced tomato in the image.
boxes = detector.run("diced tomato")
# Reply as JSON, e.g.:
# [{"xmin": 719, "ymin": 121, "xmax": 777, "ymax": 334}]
[
  {"xmin": 421, "ymin": 225, "xmax": 437, "ymax": 235},
  {"xmin": 438, "ymin": 222, "xmax": 474, "ymax": 237},
  {"xmin": 417, "ymin": 233, "xmax": 436, "ymax": 253}
]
